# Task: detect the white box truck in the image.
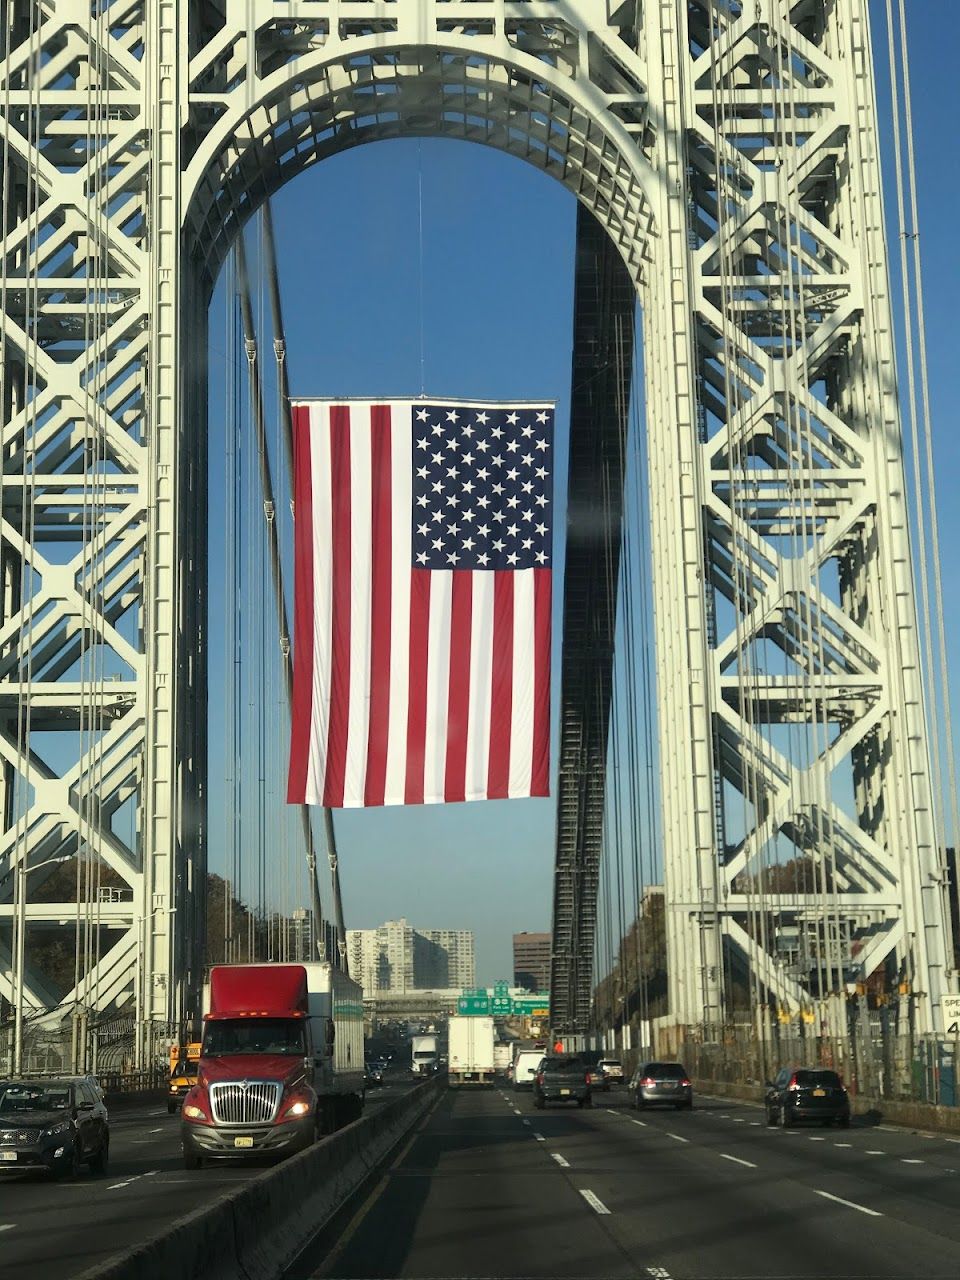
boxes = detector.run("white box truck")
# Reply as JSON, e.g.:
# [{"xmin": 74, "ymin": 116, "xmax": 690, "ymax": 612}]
[
  {"xmin": 447, "ymin": 1015, "xmax": 495, "ymax": 1086},
  {"xmin": 411, "ymin": 1032, "xmax": 439, "ymax": 1075},
  {"xmin": 493, "ymin": 1042, "xmax": 512, "ymax": 1076}
]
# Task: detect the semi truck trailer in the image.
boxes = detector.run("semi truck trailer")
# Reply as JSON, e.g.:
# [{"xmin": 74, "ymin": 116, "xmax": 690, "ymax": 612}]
[
  {"xmin": 180, "ymin": 962, "xmax": 364, "ymax": 1169},
  {"xmin": 447, "ymin": 1015, "xmax": 495, "ymax": 1086}
]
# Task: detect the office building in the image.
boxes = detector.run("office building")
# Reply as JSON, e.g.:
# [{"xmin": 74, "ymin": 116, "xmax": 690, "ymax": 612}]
[{"xmin": 513, "ymin": 931, "xmax": 551, "ymax": 992}]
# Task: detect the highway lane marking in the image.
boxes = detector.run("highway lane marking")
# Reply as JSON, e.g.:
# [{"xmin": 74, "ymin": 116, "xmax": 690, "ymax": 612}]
[
  {"xmin": 814, "ymin": 1189, "xmax": 881, "ymax": 1217},
  {"xmin": 719, "ymin": 1153, "xmax": 757, "ymax": 1168},
  {"xmin": 834, "ymin": 1143, "xmax": 852, "ymax": 1148},
  {"xmin": 809, "ymin": 1137, "xmax": 826, "ymax": 1142},
  {"xmin": 606, "ymin": 1108, "xmax": 619, "ymax": 1115},
  {"xmin": 630, "ymin": 1119, "xmax": 647, "ymax": 1127},
  {"xmin": 521, "ymin": 1118, "xmax": 531, "ymax": 1126},
  {"xmin": 149, "ymin": 1127, "xmax": 163, "ymax": 1133},
  {"xmin": 107, "ymin": 1169, "xmax": 158, "ymax": 1190},
  {"xmin": 512, "ymin": 1108, "xmax": 522, "ymax": 1115},
  {"xmin": 733, "ymin": 1118, "xmax": 746, "ymax": 1123},
  {"xmin": 532, "ymin": 1132, "xmax": 545, "ymax": 1141},
  {"xmin": 646, "ymin": 1269, "xmax": 672, "ymax": 1279},
  {"xmin": 901, "ymin": 1158, "xmax": 924, "ymax": 1164},
  {"xmin": 0, "ymin": 1226, "xmax": 14, "ymax": 1233},
  {"xmin": 666, "ymin": 1133, "xmax": 689, "ymax": 1143},
  {"xmin": 579, "ymin": 1189, "xmax": 611, "ymax": 1215},
  {"xmin": 551, "ymin": 1153, "xmax": 570, "ymax": 1168},
  {"xmin": 866, "ymin": 1150, "xmax": 884, "ymax": 1155}
]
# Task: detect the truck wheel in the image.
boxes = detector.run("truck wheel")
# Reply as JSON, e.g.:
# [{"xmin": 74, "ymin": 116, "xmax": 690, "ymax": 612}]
[{"xmin": 183, "ymin": 1149, "xmax": 203, "ymax": 1171}]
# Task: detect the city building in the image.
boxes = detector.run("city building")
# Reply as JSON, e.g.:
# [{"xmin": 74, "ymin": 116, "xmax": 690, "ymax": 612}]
[
  {"xmin": 513, "ymin": 931, "xmax": 551, "ymax": 992},
  {"xmin": 346, "ymin": 919, "xmax": 476, "ymax": 996}
]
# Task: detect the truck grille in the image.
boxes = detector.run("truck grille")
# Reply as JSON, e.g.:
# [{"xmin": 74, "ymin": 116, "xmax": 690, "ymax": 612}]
[{"xmin": 209, "ymin": 1081, "xmax": 281, "ymax": 1125}]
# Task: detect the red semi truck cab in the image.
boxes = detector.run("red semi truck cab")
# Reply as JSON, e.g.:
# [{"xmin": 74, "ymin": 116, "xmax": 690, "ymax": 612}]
[{"xmin": 180, "ymin": 962, "xmax": 364, "ymax": 1169}]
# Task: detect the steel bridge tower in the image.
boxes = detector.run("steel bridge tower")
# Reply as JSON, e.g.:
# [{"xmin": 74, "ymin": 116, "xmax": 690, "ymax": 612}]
[{"xmin": 0, "ymin": 2, "xmax": 951, "ymax": 1059}]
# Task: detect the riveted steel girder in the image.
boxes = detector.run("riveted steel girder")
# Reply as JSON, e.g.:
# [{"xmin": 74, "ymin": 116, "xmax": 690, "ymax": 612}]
[{"xmin": 0, "ymin": 1, "xmax": 951, "ymax": 1050}]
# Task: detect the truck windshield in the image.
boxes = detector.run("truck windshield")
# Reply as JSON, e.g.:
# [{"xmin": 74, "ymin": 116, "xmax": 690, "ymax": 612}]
[{"xmin": 202, "ymin": 1019, "xmax": 305, "ymax": 1056}]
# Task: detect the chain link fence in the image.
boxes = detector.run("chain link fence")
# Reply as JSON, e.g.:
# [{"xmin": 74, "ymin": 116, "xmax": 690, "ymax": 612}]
[
  {"xmin": 675, "ymin": 1021, "xmax": 960, "ymax": 1106},
  {"xmin": 0, "ymin": 1015, "xmax": 174, "ymax": 1089}
]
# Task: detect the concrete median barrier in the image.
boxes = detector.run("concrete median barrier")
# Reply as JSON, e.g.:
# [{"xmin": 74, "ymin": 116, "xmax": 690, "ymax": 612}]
[{"xmin": 74, "ymin": 1079, "xmax": 441, "ymax": 1280}]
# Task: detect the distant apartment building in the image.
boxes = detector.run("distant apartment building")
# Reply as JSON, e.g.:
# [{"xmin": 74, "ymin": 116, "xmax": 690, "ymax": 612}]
[
  {"xmin": 346, "ymin": 919, "xmax": 476, "ymax": 996},
  {"xmin": 513, "ymin": 931, "xmax": 551, "ymax": 992}
]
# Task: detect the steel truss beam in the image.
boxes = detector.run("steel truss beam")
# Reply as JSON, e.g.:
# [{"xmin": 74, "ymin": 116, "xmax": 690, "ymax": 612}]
[
  {"xmin": 550, "ymin": 207, "xmax": 634, "ymax": 1038},
  {"xmin": 0, "ymin": 1, "xmax": 950, "ymax": 1045}
]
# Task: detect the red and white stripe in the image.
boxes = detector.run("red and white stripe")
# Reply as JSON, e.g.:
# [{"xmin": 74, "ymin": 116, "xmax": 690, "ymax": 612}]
[{"xmin": 287, "ymin": 400, "xmax": 551, "ymax": 808}]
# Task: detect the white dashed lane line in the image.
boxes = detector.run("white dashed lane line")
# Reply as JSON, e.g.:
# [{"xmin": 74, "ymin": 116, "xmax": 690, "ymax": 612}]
[
  {"xmin": 901, "ymin": 1159, "xmax": 925, "ymax": 1165},
  {"xmin": 814, "ymin": 1189, "xmax": 882, "ymax": 1217},
  {"xmin": 866, "ymin": 1150, "xmax": 885, "ymax": 1156},
  {"xmin": 606, "ymin": 1109, "xmax": 618, "ymax": 1115},
  {"xmin": 630, "ymin": 1118, "xmax": 647, "ymax": 1127},
  {"xmin": 0, "ymin": 1226, "xmax": 14, "ymax": 1234},
  {"xmin": 533, "ymin": 1133, "xmax": 545, "ymax": 1142},
  {"xmin": 551, "ymin": 1153, "xmax": 570, "ymax": 1168},
  {"xmin": 579, "ymin": 1189, "xmax": 612, "ymax": 1215},
  {"xmin": 719, "ymin": 1153, "xmax": 757, "ymax": 1169},
  {"xmin": 666, "ymin": 1132, "xmax": 689, "ymax": 1144}
]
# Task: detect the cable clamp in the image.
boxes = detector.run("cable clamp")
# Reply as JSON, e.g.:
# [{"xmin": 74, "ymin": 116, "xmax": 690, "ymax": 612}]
[
  {"xmin": 264, "ymin": 500, "xmax": 275, "ymax": 522},
  {"xmin": 274, "ymin": 339, "xmax": 285, "ymax": 362},
  {"xmin": 244, "ymin": 338, "xmax": 257, "ymax": 364},
  {"xmin": 280, "ymin": 636, "xmax": 290, "ymax": 657}
]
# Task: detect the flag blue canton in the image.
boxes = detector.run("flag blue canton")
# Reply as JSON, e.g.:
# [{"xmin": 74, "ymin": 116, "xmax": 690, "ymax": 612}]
[{"xmin": 411, "ymin": 404, "xmax": 554, "ymax": 570}]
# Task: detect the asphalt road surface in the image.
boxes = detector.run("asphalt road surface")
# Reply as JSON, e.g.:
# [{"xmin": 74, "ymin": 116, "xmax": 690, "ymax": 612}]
[
  {"xmin": 0, "ymin": 1079, "xmax": 408, "ymax": 1279},
  {"xmin": 289, "ymin": 1084, "xmax": 960, "ymax": 1279}
]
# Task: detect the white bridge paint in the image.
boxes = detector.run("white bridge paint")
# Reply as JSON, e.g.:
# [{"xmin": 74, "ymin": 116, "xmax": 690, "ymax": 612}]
[{"xmin": 0, "ymin": 2, "xmax": 952, "ymax": 1053}]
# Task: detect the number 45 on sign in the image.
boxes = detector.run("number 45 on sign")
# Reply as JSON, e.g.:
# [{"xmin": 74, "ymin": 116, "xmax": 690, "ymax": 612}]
[{"xmin": 941, "ymin": 995, "xmax": 960, "ymax": 1035}]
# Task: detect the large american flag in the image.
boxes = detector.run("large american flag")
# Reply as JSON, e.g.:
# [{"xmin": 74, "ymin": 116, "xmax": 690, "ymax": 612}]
[{"xmin": 287, "ymin": 399, "xmax": 554, "ymax": 808}]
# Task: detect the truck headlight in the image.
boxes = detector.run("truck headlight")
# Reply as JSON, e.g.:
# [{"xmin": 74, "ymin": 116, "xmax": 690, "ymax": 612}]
[
  {"xmin": 287, "ymin": 1101, "xmax": 310, "ymax": 1117},
  {"xmin": 183, "ymin": 1103, "xmax": 207, "ymax": 1120},
  {"xmin": 43, "ymin": 1121, "xmax": 70, "ymax": 1137}
]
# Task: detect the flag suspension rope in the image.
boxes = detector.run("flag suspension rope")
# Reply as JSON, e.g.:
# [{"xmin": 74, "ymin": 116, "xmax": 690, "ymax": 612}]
[{"xmin": 233, "ymin": 228, "xmax": 339, "ymax": 968}]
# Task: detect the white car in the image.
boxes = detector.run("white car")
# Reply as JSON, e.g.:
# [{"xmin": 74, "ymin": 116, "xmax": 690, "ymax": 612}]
[{"xmin": 598, "ymin": 1059, "xmax": 624, "ymax": 1085}]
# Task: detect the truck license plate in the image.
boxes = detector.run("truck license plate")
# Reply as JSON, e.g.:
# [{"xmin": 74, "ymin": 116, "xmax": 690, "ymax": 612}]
[
  {"xmin": 0, "ymin": 1151, "xmax": 16, "ymax": 1162},
  {"xmin": 233, "ymin": 1136, "xmax": 254, "ymax": 1149},
  {"xmin": 560, "ymin": 1088, "xmax": 570, "ymax": 1096}
]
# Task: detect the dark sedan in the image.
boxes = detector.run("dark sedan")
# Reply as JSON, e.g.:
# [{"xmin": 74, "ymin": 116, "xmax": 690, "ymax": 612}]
[
  {"xmin": 765, "ymin": 1067, "xmax": 850, "ymax": 1128},
  {"xmin": 629, "ymin": 1062, "xmax": 693, "ymax": 1110},
  {"xmin": 0, "ymin": 1078, "xmax": 109, "ymax": 1177}
]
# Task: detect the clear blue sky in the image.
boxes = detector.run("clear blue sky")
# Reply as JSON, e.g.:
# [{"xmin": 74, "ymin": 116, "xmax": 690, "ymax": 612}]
[{"xmin": 206, "ymin": 6, "xmax": 959, "ymax": 986}]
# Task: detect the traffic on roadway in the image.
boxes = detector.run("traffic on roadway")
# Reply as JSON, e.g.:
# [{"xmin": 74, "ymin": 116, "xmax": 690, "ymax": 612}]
[
  {"xmin": 0, "ymin": 1069, "xmax": 412, "ymax": 1279},
  {"xmin": 287, "ymin": 1079, "xmax": 960, "ymax": 1279}
]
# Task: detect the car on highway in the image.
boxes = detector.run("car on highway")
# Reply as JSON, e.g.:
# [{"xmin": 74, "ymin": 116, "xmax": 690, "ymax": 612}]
[
  {"xmin": 598, "ymin": 1058, "xmax": 624, "ymax": 1087},
  {"xmin": 364, "ymin": 1060, "xmax": 384, "ymax": 1088},
  {"xmin": 532, "ymin": 1055, "xmax": 592, "ymax": 1109},
  {"xmin": 0, "ymin": 1077, "xmax": 109, "ymax": 1177},
  {"xmin": 628, "ymin": 1062, "xmax": 693, "ymax": 1110},
  {"xmin": 765, "ymin": 1067, "xmax": 850, "ymax": 1128}
]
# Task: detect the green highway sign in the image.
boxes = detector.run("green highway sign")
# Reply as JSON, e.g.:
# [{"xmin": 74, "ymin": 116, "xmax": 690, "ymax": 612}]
[
  {"xmin": 491, "ymin": 997, "xmax": 512, "ymax": 1014},
  {"xmin": 511, "ymin": 994, "xmax": 550, "ymax": 1016},
  {"xmin": 457, "ymin": 996, "xmax": 491, "ymax": 1015}
]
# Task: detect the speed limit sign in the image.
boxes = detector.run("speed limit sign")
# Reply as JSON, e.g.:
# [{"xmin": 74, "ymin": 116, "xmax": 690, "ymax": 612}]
[{"xmin": 941, "ymin": 995, "xmax": 960, "ymax": 1036}]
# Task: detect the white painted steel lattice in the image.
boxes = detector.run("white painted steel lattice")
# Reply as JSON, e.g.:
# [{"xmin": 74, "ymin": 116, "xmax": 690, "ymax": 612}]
[{"xmin": 0, "ymin": 2, "xmax": 950, "ymax": 1047}]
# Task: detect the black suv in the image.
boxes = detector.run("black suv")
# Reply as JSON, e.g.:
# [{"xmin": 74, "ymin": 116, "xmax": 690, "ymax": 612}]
[
  {"xmin": 533, "ymin": 1055, "xmax": 592, "ymax": 1109},
  {"xmin": 0, "ymin": 1078, "xmax": 110, "ymax": 1177},
  {"xmin": 765, "ymin": 1067, "xmax": 850, "ymax": 1128}
]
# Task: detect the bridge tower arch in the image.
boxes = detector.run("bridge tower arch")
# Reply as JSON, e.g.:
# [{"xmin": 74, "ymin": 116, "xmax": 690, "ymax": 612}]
[{"xmin": 0, "ymin": 4, "xmax": 950, "ymax": 1063}]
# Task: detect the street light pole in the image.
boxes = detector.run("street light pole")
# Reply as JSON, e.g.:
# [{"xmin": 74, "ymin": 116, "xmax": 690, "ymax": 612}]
[{"xmin": 6, "ymin": 853, "xmax": 71, "ymax": 1077}]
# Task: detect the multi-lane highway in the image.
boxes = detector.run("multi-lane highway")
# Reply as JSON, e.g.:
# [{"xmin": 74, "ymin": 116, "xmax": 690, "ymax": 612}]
[
  {"xmin": 0, "ymin": 1080, "xmax": 409, "ymax": 1279},
  {"xmin": 289, "ymin": 1086, "xmax": 960, "ymax": 1279}
]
